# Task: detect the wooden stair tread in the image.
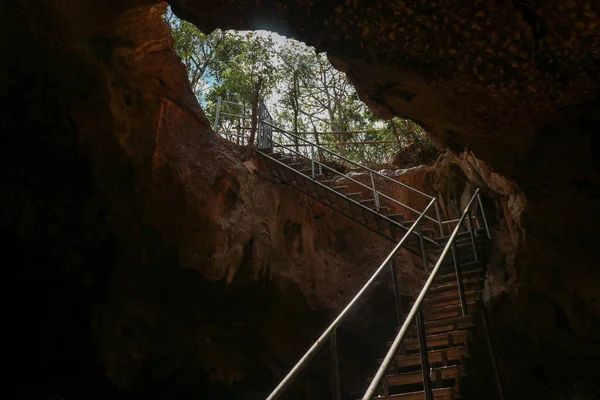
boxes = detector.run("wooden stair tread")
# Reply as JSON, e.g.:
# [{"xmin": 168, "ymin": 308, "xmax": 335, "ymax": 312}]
[
  {"xmin": 418, "ymin": 279, "xmax": 483, "ymax": 296},
  {"xmin": 424, "ymin": 315, "xmax": 475, "ymax": 335},
  {"xmin": 384, "ymin": 365, "xmax": 466, "ymax": 387},
  {"xmin": 403, "ymin": 330, "xmax": 472, "ymax": 352},
  {"xmin": 424, "ymin": 302, "xmax": 477, "ymax": 322},
  {"xmin": 394, "ymin": 346, "xmax": 470, "ymax": 368},
  {"xmin": 377, "ymin": 387, "xmax": 462, "ymax": 400}
]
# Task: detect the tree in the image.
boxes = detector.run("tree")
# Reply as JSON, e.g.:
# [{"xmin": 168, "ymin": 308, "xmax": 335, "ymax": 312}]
[
  {"xmin": 165, "ymin": 10, "xmax": 433, "ymax": 166},
  {"xmin": 164, "ymin": 8, "xmax": 241, "ymax": 102}
]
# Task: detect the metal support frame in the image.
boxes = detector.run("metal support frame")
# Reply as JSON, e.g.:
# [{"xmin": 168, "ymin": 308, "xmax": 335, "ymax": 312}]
[
  {"xmin": 369, "ymin": 171, "xmax": 380, "ymax": 209},
  {"xmin": 451, "ymin": 241, "xmax": 468, "ymax": 316},
  {"xmin": 265, "ymin": 200, "xmax": 437, "ymax": 400},
  {"xmin": 330, "ymin": 330, "xmax": 342, "ymax": 400},
  {"xmin": 416, "ymin": 309, "xmax": 434, "ymax": 400},
  {"xmin": 434, "ymin": 201, "xmax": 444, "ymax": 239},
  {"xmin": 417, "ymin": 223, "xmax": 434, "ymax": 399},
  {"xmin": 390, "ymin": 260, "xmax": 404, "ymax": 326},
  {"xmin": 362, "ymin": 190, "xmax": 481, "ymax": 400},
  {"xmin": 477, "ymin": 193, "xmax": 492, "ymax": 239},
  {"xmin": 417, "ymin": 224, "xmax": 429, "ymax": 272},
  {"xmin": 466, "ymin": 209, "xmax": 479, "ymax": 263},
  {"xmin": 480, "ymin": 302, "xmax": 506, "ymax": 400}
]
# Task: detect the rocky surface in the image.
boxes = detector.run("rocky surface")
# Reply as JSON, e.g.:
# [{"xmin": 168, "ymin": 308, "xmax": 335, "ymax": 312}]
[
  {"xmin": 1, "ymin": 1, "xmax": 429, "ymax": 399},
  {"xmin": 2, "ymin": 0, "xmax": 600, "ymax": 399}
]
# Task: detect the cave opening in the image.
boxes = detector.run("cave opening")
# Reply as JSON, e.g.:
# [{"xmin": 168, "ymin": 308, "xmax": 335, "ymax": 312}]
[{"xmin": 165, "ymin": 8, "xmax": 438, "ymax": 171}]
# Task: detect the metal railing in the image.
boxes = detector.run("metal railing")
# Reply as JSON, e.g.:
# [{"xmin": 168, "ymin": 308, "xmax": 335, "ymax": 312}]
[
  {"xmin": 265, "ymin": 188, "xmax": 498, "ymax": 400},
  {"xmin": 362, "ymin": 189, "xmax": 492, "ymax": 400},
  {"xmin": 212, "ymin": 97, "xmax": 502, "ymax": 400},
  {"xmin": 261, "ymin": 142, "xmax": 439, "ymax": 246},
  {"xmin": 265, "ymin": 198, "xmax": 438, "ymax": 400},
  {"xmin": 213, "ymin": 97, "xmax": 445, "ymax": 237},
  {"xmin": 262, "ymin": 123, "xmax": 444, "ymax": 237}
]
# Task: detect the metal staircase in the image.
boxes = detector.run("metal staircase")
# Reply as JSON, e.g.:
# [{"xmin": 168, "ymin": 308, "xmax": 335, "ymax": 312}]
[{"xmin": 213, "ymin": 98, "xmax": 504, "ymax": 400}]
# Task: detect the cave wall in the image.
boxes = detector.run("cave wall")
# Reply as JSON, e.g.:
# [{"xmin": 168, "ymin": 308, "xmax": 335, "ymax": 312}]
[{"xmin": 0, "ymin": 1, "xmax": 413, "ymax": 399}]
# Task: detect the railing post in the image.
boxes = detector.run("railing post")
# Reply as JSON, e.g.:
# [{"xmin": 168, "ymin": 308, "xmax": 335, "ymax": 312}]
[
  {"xmin": 480, "ymin": 302, "xmax": 506, "ymax": 400},
  {"xmin": 416, "ymin": 222, "xmax": 433, "ymax": 400},
  {"xmin": 466, "ymin": 209, "xmax": 479, "ymax": 263},
  {"xmin": 369, "ymin": 171, "xmax": 380, "ymax": 209},
  {"xmin": 330, "ymin": 329, "xmax": 342, "ymax": 400},
  {"xmin": 214, "ymin": 96, "xmax": 222, "ymax": 133},
  {"xmin": 417, "ymin": 224, "xmax": 429, "ymax": 273},
  {"xmin": 477, "ymin": 193, "xmax": 492, "ymax": 239},
  {"xmin": 389, "ymin": 259, "xmax": 404, "ymax": 326},
  {"xmin": 451, "ymin": 241, "xmax": 468, "ymax": 316},
  {"xmin": 416, "ymin": 308, "xmax": 434, "ymax": 400},
  {"xmin": 311, "ymin": 144, "xmax": 316, "ymax": 179},
  {"xmin": 434, "ymin": 201, "xmax": 444, "ymax": 238}
]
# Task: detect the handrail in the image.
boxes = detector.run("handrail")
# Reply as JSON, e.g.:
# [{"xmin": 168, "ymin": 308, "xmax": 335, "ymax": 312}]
[
  {"xmin": 265, "ymin": 128, "xmax": 443, "ymax": 228},
  {"xmin": 262, "ymin": 121, "xmax": 435, "ymax": 200},
  {"xmin": 265, "ymin": 198, "xmax": 438, "ymax": 400},
  {"xmin": 269, "ymin": 138, "xmax": 442, "ymax": 229},
  {"xmin": 264, "ymin": 146, "xmax": 439, "ymax": 246},
  {"xmin": 361, "ymin": 189, "xmax": 481, "ymax": 400}
]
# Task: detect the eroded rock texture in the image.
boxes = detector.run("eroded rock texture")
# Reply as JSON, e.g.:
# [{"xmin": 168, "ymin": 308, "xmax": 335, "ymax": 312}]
[
  {"xmin": 0, "ymin": 1, "xmax": 402, "ymax": 399},
  {"xmin": 2, "ymin": 0, "xmax": 600, "ymax": 399}
]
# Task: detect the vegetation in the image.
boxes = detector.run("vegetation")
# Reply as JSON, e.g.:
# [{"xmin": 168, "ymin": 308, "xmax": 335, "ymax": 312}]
[{"xmin": 164, "ymin": 9, "xmax": 434, "ymax": 167}]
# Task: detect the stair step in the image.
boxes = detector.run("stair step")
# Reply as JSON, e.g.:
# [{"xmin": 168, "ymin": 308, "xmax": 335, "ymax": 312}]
[
  {"xmin": 424, "ymin": 302, "xmax": 477, "ymax": 322},
  {"xmin": 375, "ymin": 205, "xmax": 391, "ymax": 215},
  {"xmin": 270, "ymin": 152, "xmax": 285, "ymax": 160},
  {"xmin": 333, "ymin": 185, "xmax": 349, "ymax": 194},
  {"xmin": 394, "ymin": 346, "xmax": 470, "ymax": 369},
  {"xmin": 433, "ymin": 269, "xmax": 484, "ymax": 285},
  {"xmin": 404, "ymin": 330, "xmax": 472, "ymax": 353},
  {"xmin": 278, "ymin": 157, "xmax": 294, "ymax": 164},
  {"xmin": 421, "ymin": 290, "xmax": 479, "ymax": 310},
  {"xmin": 377, "ymin": 387, "xmax": 462, "ymax": 400},
  {"xmin": 346, "ymin": 192, "xmax": 363, "ymax": 201},
  {"xmin": 423, "ymin": 315, "xmax": 475, "ymax": 335},
  {"xmin": 418, "ymin": 279, "xmax": 483, "ymax": 297},
  {"xmin": 388, "ymin": 213, "xmax": 405, "ymax": 222},
  {"xmin": 433, "ymin": 261, "xmax": 482, "ymax": 275},
  {"xmin": 438, "ymin": 228, "xmax": 487, "ymax": 242},
  {"xmin": 320, "ymin": 179, "xmax": 337, "ymax": 187},
  {"xmin": 383, "ymin": 365, "xmax": 466, "ymax": 388},
  {"xmin": 298, "ymin": 168, "xmax": 316, "ymax": 176},
  {"xmin": 360, "ymin": 198, "xmax": 376, "ymax": 207}
]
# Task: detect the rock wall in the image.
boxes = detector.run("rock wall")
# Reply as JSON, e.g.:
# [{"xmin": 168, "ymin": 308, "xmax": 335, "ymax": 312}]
[{"xmin": 0, "ymin": 1, "xmax": 411, "ymax": 399}]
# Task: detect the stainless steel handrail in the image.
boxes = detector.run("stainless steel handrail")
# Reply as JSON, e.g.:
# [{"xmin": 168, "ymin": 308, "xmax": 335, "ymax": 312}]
[
  {"xmin": 267, "ymin": 126, "xmax": 442, "ymax": 228},
  {"xmin": 214, "ymin": 97, "xmax": 443, "ymax": 233},
  {"xmin": 269, "ymin": 140, "xmax": 441, "ymax": 231},
  {"xmin": 265, "ymin": 198, "xmax": 438, "ymax": 400},
  {"xmin": 264, "ymin": 148, "xmax": 439, "ymax": 246},
  {"xmin": 262, "ymin": 121, "xmax": 435, "ymax": 200},
  {"xmin": 361, "ymin": 189, "xmax": 481, "ymax": 400}
]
